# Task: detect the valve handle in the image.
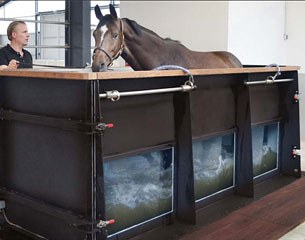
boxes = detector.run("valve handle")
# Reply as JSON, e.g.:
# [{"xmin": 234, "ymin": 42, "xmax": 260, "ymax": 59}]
[{"xmin": 97, "ymin": 219, "xmax": 116, "ymax": 229}]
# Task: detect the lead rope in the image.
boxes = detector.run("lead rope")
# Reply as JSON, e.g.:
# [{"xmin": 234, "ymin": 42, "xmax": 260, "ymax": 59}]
[
  {"xmin": 265, "ymin": 63, "xmax": 281, "ymax": 82},
  {"xmin": 153, "ymin": 65, "xmax": 195, "ymax": 88}
]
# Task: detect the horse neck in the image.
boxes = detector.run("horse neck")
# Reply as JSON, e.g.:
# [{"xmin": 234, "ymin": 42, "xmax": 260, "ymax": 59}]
[{"xmin": 121, "ymin": 19, "xmax": 183, "ymax": 70}]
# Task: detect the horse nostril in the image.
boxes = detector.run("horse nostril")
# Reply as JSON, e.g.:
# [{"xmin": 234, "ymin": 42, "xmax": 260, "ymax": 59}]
[
  {"xmin": 92, "ymin": 63, "xmax": 107, "ymax": 72},
  {"xmin": 92, "ymin": 65, "xmax": 100, "ymax": 72},
  {"xmin": 100, "ymin": 63, "xmax": 107, "ymax": 72}
]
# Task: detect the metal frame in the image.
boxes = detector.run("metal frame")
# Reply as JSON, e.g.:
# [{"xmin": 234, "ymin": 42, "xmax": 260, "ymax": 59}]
[
  {"xmin": 0, "ymin": 108, "xmax": 101, "ymax": 135},
  {"xmin": 0, "ymin": 0, "xmax": 11, "ymax": 8},
  {"xmin": 0, "ymin": 17, "xmax": 68, "ymax": 25}
]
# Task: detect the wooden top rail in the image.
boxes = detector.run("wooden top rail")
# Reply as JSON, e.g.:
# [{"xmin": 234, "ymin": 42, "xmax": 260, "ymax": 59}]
[{"xmin": 0, "ymin": 66, "xmax": 300, "ymax": 81}]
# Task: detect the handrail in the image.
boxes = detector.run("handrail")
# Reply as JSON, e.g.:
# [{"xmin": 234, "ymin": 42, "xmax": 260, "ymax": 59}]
[
  {"xmin": 99, "ymin": 83, "xmax": 196, "ymax": 101},
  {"xmin": 244, "ymin": 78, "xmax": 294, "ymax": 86},
  {"xmin": 25, "ymin": 45, "xmax": 70, "ymax": 49},
  {"xmin": 99, "ymin": 65, "xmax": 197, "ymax": 101},
  {"xmin": 244, "ymin": 63, "xmax": 295, "ymax": 86}
]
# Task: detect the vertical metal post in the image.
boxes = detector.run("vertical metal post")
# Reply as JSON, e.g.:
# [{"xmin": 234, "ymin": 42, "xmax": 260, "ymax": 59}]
[
  {"xmin": 235, "ymin": 77, "xmax": 254, "ymax": 197},
  {"xmin": 0, "ymin": 77, "xmax": 3, "ymax": 192},
  {"xmin": 173, "ymin": 92, "xmax": 196, "ymax": 224},
  {"xmin": 34, "ymin": 0, "xmax": 39, "ymax": 60},
  {"xmin": 65, "ymin": 0, "xmax": 71, "ymax": 67},
  {"xmin": 65, "ymin": 0, "xmax": 91, "ymax": 68},
  {"xmin": 93, "ymin": 80, "xmax": 107, "ymax": 240}
]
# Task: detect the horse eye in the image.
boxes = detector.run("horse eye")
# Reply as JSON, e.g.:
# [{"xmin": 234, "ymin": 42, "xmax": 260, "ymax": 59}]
[{"xmin": 112, "ymin": 33, "xmax": 118, "ymax": 39}]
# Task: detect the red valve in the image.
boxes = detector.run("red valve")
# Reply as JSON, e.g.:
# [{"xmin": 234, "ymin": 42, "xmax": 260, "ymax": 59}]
[
  {"xmin": 293, "ymin": 91, "xmax": 300, "ymax": 103},
  {"xmin": 106, "ymin": 123, "xmax": 114, "ymax": 128},
  {"xmin": 97, "ymin": 219, "xmax": 116, "ymax": 228},
  {"xmin": 292, "ymin": 147, "xmax": 300, "ymax": 158},
  {"xmin": 96, "ymin": 123, "xmax": 114, "ymax": 132},
  {"xmin": 107, "ymin": 219, "xmax": 115, "ymax": 225}
]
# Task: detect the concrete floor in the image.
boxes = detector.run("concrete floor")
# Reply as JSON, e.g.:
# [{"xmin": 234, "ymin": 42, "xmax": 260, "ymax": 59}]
[
  {"xmin": 278, "ymin": 140, "xmax": 305, "ymax": 240},
  {"xmin": 279, "ymin": 221, "xmax": 305, "ymax": 240}
]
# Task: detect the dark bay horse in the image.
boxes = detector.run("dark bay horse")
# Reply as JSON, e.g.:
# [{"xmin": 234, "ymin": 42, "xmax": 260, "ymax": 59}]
[{"xmin": 92, "ymin": 4, "xmax": 242, "ymax": 72}]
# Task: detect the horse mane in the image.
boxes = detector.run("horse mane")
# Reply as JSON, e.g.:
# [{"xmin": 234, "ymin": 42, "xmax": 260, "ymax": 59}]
[{"xmin": 123, "ymin": 18, "xmax": 181, "ymax": 44}]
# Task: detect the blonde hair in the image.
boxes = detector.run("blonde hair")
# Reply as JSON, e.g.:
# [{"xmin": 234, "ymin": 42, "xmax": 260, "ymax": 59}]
[{"xmin": 7, "ymin": 21, "xmax": 26, "ymax": 41}]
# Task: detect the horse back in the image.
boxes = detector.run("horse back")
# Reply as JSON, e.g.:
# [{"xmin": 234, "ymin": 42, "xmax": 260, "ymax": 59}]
[
  {"xmin": 185, "ymin": 51, "xmax": 242, "ymax": 69},
  {"xmin": 213, "ymin": 51, "xmax": 243, "ymax": 68}
]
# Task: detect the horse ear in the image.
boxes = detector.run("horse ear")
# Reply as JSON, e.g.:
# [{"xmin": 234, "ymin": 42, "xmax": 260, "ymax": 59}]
[
  {"xmin": 94, "ymin": 5, "xmax": 103, "ymax": 20},
  {"xmin": 109, "ymin": 4, "xmax": 117, "ymax": 19}
]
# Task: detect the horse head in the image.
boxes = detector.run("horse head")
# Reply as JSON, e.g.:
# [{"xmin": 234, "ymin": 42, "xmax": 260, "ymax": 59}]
[{"xmin": 92, "ymin": 4, "xmax": 124, "ymax": 72}]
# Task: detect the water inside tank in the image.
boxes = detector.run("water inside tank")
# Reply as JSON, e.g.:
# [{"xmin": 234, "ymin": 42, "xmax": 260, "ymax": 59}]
[{"xmin": 103, "ymin": 148, "xmax": 173, "ymax": 235}]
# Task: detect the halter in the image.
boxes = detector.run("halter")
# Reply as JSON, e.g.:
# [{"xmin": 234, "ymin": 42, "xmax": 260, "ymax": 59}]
[{"xmin": 93, "ymin": 19, "xmax": 124, "ymax": 67}]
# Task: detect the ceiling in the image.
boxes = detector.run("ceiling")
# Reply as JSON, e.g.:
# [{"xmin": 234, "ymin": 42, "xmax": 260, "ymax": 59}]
[{"xmin": 0, "ymin": 0, "xmax": 11, "ymax": 8}]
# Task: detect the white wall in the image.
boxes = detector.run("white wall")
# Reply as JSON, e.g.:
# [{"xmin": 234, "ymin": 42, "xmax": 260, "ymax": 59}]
[
  {"xmin": 286, "ymin": 2, "xmax": 305, "ymax": 73},
  {"xmin": 120, "ymin": 1, "xmax": 289, "ymax": 66},
  {"xmin": 285, "ymin": 2, "xmax": 305, "ymax": 145},
  {"xmin": 227, "ymin": 1, "xmax": 286, "ymax": 66},
  {"xmin": 120, "ymin": 1, "xmax": 229, "ymax": 52}
]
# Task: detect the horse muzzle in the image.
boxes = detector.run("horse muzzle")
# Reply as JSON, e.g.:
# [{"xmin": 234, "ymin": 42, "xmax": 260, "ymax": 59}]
[{"xmin": 92, "ymin": 63, "xmax": 107, "ymax": 72}]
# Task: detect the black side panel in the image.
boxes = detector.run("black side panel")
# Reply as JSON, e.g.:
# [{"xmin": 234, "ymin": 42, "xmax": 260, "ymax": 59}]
[
  {"xmin": 2, "ymin": 77, "xmax": 88, "ymax": 119},
  {"xmin": 3, "ymin": 121, "xmax": 91, "ymax": 213},
  {"xmin": 0, "ymin": 77, "xmax": 92, "ymax": 240},
  {"xmin": 100, "ymin": 77, "xmax": 183, "ymax": 156},
  {"xmin": 235, "ymin": 83, "xmax": 253, "ymax": 197},
  {"xmin": 174, "ymin": 92, "xmax": 195, "ymax": 224},
  {"xmin": 279, "ymin": 71, "xmax": 301, "ymax": 176},
  {"xmin": 190, "ymin": 74, "xmax": 241, "ymax": 138}
]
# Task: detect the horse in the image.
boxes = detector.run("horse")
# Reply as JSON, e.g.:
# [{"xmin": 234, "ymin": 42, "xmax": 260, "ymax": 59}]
[{"xmin": 92, "ymin": 4, "xmax": 242, "ymax": 72}]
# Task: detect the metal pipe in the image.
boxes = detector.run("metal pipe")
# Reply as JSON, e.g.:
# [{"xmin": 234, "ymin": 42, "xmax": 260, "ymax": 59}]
[
  {"xmin": 27, "ymin": 45, "xmax": 70, "ymax": 49},
  {"xmin": 100, "ymin": 84, "xmax": 196, "ymax": 101},
  {"xmin": 0, "ymin": 17, "xmax": 69, "ymax": 25},
  {"xmin": 35, "ymin": 0, "xmax": 39, "ymax": 59},
  {"xmin": 244, "ymin": 78, "xmax": 294, "ymax": 86},
  {"xmin": 1, "ymin": 209, "xmax": 48, "ymax": 239},
  {"xmin": 2, "ymin": 45, "xmax": 128, "ymax": 50}
]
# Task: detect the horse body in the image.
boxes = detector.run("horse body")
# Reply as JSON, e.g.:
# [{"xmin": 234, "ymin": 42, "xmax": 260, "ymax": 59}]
[
  {"xmin": 122, "ymin": 27, "xmax": 241, "ymax": 70},
  {"xmin": 92, "ymin": 5, "xmax": 242, "ymax": 72}
]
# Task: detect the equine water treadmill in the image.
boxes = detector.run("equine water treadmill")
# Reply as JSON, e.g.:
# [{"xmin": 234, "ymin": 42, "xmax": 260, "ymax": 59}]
[{"xmin": 0, "ymin": 66, "xmax": 301, "ymax": 239}]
